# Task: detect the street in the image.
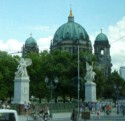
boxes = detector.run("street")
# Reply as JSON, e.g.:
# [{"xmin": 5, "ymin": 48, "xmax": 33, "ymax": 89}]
[
  {"xmin": 19, "ymin": 116, "xmax": 125, "ymax": 121},
  {"xmin": 19, "ymin": 110, "xmax": 125, "ymax": 121}
]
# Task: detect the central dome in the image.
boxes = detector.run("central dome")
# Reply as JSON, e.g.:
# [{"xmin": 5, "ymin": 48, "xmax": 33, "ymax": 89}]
[{"xmin": 53, "ymin": 11, "xmax": 89, "ymax": 44}]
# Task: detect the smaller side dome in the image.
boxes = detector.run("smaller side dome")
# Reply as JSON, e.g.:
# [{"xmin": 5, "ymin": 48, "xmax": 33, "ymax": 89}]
[
  {"xmin": 95, "ymin": 32, "xmax": 108, "ymax": 42},
  {"xmin": 25, "ymin": 36, "xmax": 37, "ymax": 46}
]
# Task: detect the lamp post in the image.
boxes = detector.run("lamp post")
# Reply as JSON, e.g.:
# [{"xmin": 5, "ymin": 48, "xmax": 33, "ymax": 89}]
[
  {"xmin": 114, "ymin": 85, "xmax": 121, "ymax": 104},
  {"xmin": 45, "ymin": 76, "xmax": 58, "ymax": 119},
  {"xmin": 77, "ymin": 42, "xmax": 80, "ymax": 118}
]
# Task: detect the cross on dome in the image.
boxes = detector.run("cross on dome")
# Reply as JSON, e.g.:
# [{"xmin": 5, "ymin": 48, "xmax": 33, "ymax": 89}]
[{"xmin": 69, "ymin": 6, "xmax": 73, "ymax": 17}]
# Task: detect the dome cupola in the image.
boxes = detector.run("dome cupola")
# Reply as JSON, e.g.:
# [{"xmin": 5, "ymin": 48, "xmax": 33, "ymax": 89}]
[
  {"xmin": 95, "ymin": 30, "xmax": 108, "ymax": 42},
  {"xmin": 53, "ymin": 9, "xmax": 89, "ymax": 45},
  {"xmin": 22, "ymin": 34, "xmax": 39, "ymax": 57},
  {"xmin": 51, "ymin": 9, "xmax": 92, "ymax": 54},
  {"xmin": 25, "ymin": 34, "xmax": 37, "ymax": 46}
]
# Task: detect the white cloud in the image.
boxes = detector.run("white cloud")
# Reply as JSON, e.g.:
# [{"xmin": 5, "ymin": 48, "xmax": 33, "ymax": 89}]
[
  {"xmin": 33, "ymin": 26, "xmax": 50, "ymax": 32},
  {"xmin": 29, "ymin": 25, "xmax": 58, "ymax": 34},
  {"xmin": 0, "ymin": 39, "xmax": 23, "ymax": 54},
  {"xmin": 108, "ymin": 16, "xmax": 125, "ymax": 72},
  {"xmin": 37, "ymin": 36, "xmax": 52, "ymax": 51}
]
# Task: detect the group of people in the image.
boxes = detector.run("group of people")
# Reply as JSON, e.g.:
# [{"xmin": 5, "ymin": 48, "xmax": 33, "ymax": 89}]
[
  {"xmin": 24, "ymin": 101, "xmax": 50, "ymax": 121},
  {"xmin": 70, "ymin": 101, "xmax": 113, "ymax": 121},
  {"xmin": 70, "ymin": 100, "xmax": 125, "ymax": 120},
  {"xmin": 116, "ymin": 103, "xmax": 125, "ymax": 115},
  {"xmin": 1, "ymin": 101, "xmax": 11, "ymax": 109},
  {"xmin": 39, "ymin": 105, "xmax": 50, "ymax": 121}
]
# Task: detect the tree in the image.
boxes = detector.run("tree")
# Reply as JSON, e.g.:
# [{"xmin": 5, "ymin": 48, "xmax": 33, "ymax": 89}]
[
  {"xmin": 106, "ymin": 70, "xmax": 125, "ymax": 100},
  {"xmin": 44, "ymin": 50, "xmax": 72, "ymax": 102},
  {"xmin": 0, "ymin": 51, "xmax": 17, "ymax": 100},
  {"xmin": 1, "ymin": 49, "xmax": 123, "ymax": 103},
  {"xmin": 94, "ymin": 69, "xmax": 105, "ymax": 99},
  {"xmin": 25, "ymin": 52, "xmax": 47, "ymax": 100}
]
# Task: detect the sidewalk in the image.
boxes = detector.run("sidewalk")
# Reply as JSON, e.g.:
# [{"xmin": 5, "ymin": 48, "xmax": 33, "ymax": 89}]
[
  {"xmin": 52, "ymin": 110, "xmax": 125, "ymax": 119},
  {"xmin": 19, "ymin": 112, "xmax": 72, "ymax": 121},
  {"xmin": 53, "ymin": 112, "xmax": 71, "ymax": 119},
  {"xmin": 19, "ymin": 110, "xmax": 125, "ymax": 121}
]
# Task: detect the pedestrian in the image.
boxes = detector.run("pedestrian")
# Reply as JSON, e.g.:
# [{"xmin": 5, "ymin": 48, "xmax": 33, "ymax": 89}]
[
  {"xmin": 80, "ymin": 103, "xmax": 84, "ymax": 116},
  {"xmin": 105, "ymin": 104, "xmax": 111, "ymax": 115},
  {"xmin": 96, "ymin": 102, "xmax": 101, "ymax": 119},
  {"xmin": 71, "ymin": 106, "xmax": 78, "ymax": 121},
  {"xmin": 116, "ymin": 103, "xmax": 120, "ymax": 114},
  {"xmin": 43, "ymin": 105, "xmax": 50, "ymax": 121},
  {"xmin": 97, "ymin": 109, "xmax": 101, "ymax": 119},
  {"xmin": 24, "ymin": 101, "xmax": 28, "ymax": 116},
  {"xmin": 6, "ymin": 103, "xmax": 11, "ymax": 109},
  {"xmin": 122, "ymin": 104, "xmax": 125, "ymax": 116},
  {"xmin": 1, "ymin": 103, "xmax": 6, "ymax": 109}
]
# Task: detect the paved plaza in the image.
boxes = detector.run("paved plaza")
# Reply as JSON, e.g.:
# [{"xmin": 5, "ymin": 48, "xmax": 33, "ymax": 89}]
[{"xmin": 19, "ymin": 108, "xmax": 125, "ymax": 121}]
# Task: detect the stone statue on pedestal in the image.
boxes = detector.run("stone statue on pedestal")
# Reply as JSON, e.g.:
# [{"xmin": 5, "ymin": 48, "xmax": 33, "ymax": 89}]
[
  {"xmin": 13, "ymin": 57, "xmax": 32, "ymax": 106},
  {"xmin": 84, "ymin": 62, "xmax": 96, "ymax": 82},
  {"xmin": 84, "ymin": 62, "xmax": 97, "ymax": 102},
  {"xmin": 15, "ymin": 58, "xmax": 32, "ymax": 78}
]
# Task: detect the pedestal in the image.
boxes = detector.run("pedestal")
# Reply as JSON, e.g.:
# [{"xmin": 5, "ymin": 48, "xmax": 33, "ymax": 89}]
[
  {"xmin": 13, "ymin": 77, "xmax": 30, "ymax": 114},
  {"xmin": 19, "ymin": 104, "xmax": 25, "ymax": 115},
  {"xmin": 85, "ymin": 81, "xmax": 97, "ymax": 102},
  {"xmin": 13, "ymin": 77, "xmax": 30, "ymax": 104}
]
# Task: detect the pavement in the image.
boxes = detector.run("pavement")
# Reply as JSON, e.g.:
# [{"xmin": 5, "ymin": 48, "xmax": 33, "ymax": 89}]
[
  {"xmin": 19, "ymin": 109, "xmax": 125, "ymax": 121},
  {"xmin": 19, "ymin": 112, "xmax": 71, "ymax": 121}
]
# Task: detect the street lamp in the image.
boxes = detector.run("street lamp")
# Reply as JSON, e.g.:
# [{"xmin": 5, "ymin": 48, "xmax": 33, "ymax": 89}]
[
  {"xmin": 45, "ymin": 76, "xmax": 58, "ymax": 119},
  {"xmin": 114, "ymin": 85, "xmax": 121, "ymax": 104},
  {"xmin": 77, "ymin": 41, "xmax": 80, "ymax": 118}
]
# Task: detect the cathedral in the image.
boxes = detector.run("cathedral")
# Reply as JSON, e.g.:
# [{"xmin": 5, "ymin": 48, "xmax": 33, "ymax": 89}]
[{"xmin": 22, "ymin": 9, "xmax": 112, "ymax": 80}]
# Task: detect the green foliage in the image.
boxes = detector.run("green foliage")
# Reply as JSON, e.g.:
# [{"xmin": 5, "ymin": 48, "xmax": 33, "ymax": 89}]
[
  {"xmin": 0, "ymin": 51, "xmax": 17, "ymax": 100},
  {"xmin": 104, "ymin": 70, "xmax": 125, "ymax": 100},
  {"xmin": 94, "ymin": 69, "xmax": 105, "ymax": 98},
  {"xmin": 1, "ymin": 50, "xmax": 124, "ymax": 103}
]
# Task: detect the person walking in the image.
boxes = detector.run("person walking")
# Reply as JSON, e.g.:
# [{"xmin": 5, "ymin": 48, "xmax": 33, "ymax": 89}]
[
  {"xmin": 43, "ymin": 105, "xmax": 50, "ymax": 121},
  {"xmin": 71, "ymin": 106, "xmax": 78, "ymax": 121},
  {"xmin": 24, "ymin": 101, "xmax": 28, "ymax": 116},
  {"xmin": 96, "ymin": 102, "xmax": 101, "ymax": 119}
]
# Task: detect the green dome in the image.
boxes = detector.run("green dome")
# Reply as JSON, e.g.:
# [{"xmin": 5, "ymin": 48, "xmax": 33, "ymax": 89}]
[
  {"xmin": 25, "ymin": 36, "xmax": 37, "ymax": 46},
  {"xmin": 53, "ymin": 16, "xmax": 89, "ymax": 44},
  {"xmin": 95, "ymin": 33, "xmax": 108, "ymax": 41}
]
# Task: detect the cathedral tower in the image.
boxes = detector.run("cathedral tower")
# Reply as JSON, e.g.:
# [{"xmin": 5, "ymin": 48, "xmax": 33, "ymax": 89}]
[
  {"xmin": 94, "ymin": 30, "xmax": 112, "ymax": 80},
  {"xmin": 22, "ymin": 34, "xmax": 39, "ymax": 57}
]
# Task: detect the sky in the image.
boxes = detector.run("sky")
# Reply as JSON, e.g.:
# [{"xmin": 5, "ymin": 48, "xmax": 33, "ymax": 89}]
[{"xmin": 0, "ymin": 0, "xmax": 125, "ymax": 72}]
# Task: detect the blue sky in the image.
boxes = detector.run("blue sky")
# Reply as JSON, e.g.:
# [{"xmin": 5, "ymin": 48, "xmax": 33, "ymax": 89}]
[{"xmin": 0, "ymin": 0, "xmax": 125, "ymax": 71}]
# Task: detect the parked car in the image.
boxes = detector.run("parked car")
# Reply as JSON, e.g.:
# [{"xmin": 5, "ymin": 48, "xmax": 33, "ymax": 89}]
[{"xmin": 0, "ymin": 109, "xmax": 19, "ymax": 121}]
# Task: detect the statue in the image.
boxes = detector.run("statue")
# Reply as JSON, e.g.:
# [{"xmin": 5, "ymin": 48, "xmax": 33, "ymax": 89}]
[
  {"xmin": 84, "ymin": 62, "xmax": 96, "ymax": 82},
  {"xmin": 15, "ymin": 58, "xmax": 32, "ymax": 78}
]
